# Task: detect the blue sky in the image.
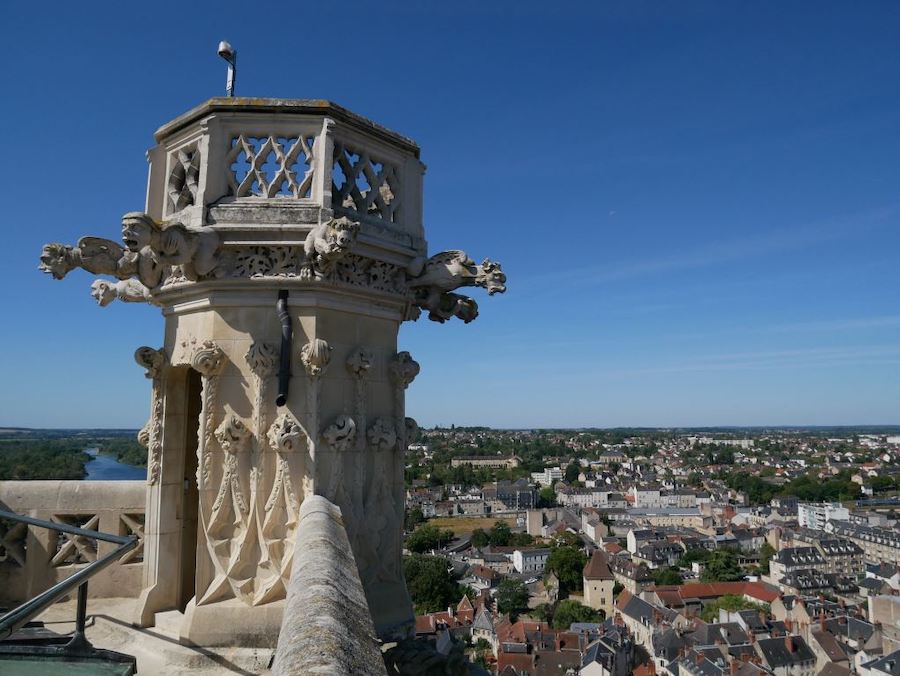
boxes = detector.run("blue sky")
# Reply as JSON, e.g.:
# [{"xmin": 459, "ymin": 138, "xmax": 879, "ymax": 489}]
[{"xmin": 1, "ymin": 2, "xmax": 898, "ymax": 428}]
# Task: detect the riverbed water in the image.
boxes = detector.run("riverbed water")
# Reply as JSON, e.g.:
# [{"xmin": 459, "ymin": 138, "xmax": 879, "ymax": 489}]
[{"xmin": 83, "ymin": 447, "xmax": 146, "ymax": 480}]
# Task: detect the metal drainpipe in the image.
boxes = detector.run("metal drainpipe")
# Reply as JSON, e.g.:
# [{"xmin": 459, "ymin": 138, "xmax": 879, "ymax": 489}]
[{"xmin": 276, "ymin": 290, "xmax": 291, "ymax": 407}]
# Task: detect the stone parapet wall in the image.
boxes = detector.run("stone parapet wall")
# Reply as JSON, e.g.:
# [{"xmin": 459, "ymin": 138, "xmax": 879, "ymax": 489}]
[
  {"xmin": 272, "ymin": 495, "xmax": 387, "ymax": 675},
  {"xmin": 0, "ymin": 480, "xmax": 146, "ymax": 603}
]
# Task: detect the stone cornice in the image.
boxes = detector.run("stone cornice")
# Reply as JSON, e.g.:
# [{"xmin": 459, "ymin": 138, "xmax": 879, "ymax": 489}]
[{"xmin": 154, "ymin": 97, "xmax": 420, "ymax": 157}]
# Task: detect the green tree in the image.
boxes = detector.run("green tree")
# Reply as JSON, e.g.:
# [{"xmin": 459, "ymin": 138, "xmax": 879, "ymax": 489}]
[
  {"xmin": 496, "ymin": 578, "xmax": 529, "ymax": 619},
  {"xmin": 406, "ymin": 523, "xmax": 454, "ymax": 553},
  {"xmin": 565, "ymin": 462, "xmax": 580, "ymax": 483},
  {"xmin": 489, "ymin": 521, "xmax": 512, "ymax": 546},
  {"xmin": 552, "ymin": 599, "xmax": 602, "ymax": 629},
  {"xmin": 759, "ymin": 542, "xmax": 775, "ymax": 574},
  {"xmin": 510, "ymin": 532, "xmax": 535, "ymax": 547},
  {"xmin": 403, "ymin": 555, "xmax": 462, "ymax": 614},
  {"xmin": 653, "ymin": 566, "xmax": 683, "ymax": 586},
  {"xmin": 700, "ymin": 550, "xmax": 744, "ymax": 582},
  {"xmin": 405, "ymin": 508, "xmax": 425, "ymax": 532},
  {"xmin": 546, "ymin": 546, "xmax": 587, "ymax": 593},
  {"xmin": 471, "ymin": 528, "xmax": 490, "ymax": 548},
  {"xmin": 538, "ymin": 487, "xmax": 557, "ymax": 507}
]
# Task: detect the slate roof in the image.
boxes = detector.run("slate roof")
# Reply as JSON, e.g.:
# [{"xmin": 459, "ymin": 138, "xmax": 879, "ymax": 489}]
[
  {"xmin": 756, "ymin": 635, "xmax": 815, "ymax": 669},
  {"xmin": 773, "ymin": 546, "xmax": 826, "ymax": 567},
  {"xmin": 810, "ymin": 630, "xmax": 848, "ymax": 663},
  {"xmin": 687, "ymin": 622, "xmax": 750, "ymax": 647},
  {"xmin": 823, "ymin": 616, "xmax": 875, "ymax": 643},
  {"xmin": 862, "ymin": 648, "xmax": 900, "ymax": 676}
]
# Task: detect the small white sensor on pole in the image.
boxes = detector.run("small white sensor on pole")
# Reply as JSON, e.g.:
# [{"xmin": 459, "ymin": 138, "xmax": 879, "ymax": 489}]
[{"xmin": 217, "ymin": 41, "xmax": 237, "ymax": 97}]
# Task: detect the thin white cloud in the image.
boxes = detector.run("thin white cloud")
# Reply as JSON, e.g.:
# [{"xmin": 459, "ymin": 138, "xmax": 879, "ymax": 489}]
[{"xmin": 519, "ymin": 204, "xmax": 899, "ymax": 290}]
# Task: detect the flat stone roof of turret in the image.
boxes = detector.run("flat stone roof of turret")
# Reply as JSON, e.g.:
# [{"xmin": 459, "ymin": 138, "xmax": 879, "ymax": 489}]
[{"xmin": 155, "ymin": 97, "xmax": 420, "ymax": 156}]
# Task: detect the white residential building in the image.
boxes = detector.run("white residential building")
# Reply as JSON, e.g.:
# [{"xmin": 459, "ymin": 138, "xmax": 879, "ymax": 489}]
[
  {"xmin": 512, "ymin": 548, "xmax": 551, "ymax": 574},
  {"xmin": 798, "ymin": 502, "xmax": 850, "ymax": 531},
  {"xmin": 530, "ymin": 467, "xmax": 563, "ymax": 487}
]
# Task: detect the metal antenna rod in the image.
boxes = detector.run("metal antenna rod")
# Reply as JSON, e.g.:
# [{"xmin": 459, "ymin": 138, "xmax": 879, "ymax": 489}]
[{"xmin": 217, "ymin": 41, "xmax": 237, "ymax": 97}]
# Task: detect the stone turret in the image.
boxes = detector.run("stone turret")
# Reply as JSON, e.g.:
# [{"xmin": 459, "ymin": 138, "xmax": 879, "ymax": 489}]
[{"xmin": 38, "ymin": 97, "xmax": 506, "ymax": 646}]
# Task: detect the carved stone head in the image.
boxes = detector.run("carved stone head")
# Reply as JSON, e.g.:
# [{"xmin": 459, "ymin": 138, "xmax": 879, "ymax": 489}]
[
  {"xmin": 477, "ymin": 259, "xmax": 507, "ymax": 296},
  {"xmin": 39, "ymin": 243, "xmax": 73, "ymax": 280},
  {"xmin": 121, "ymin": 212, "xmax": 157, "ymax": 252},
  {"xmin": 323, "ymin": 217, "xmax": 360, "ymax": 255},
  {"xmin": 90, "ymin": 279, "xmax": 116, "ymax": 306}
]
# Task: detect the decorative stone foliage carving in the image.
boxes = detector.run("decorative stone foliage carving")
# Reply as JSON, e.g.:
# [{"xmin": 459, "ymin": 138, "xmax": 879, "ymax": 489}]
[
  {"xmin": 389, "ymin": 351, "xmax": 420, "ymax": 389},
  {"xmin": 212, "ymin": 413, "xmax": 252, "ymax": 514},
  {"xmin": 300, "ymin": 217, "xmax": 360, "ymax": 280},
  {"xmin": 246, "ymin": 341, "xmax": 279, "ymax": 378},
  {"xmin": 187, "ymin": 340, "xmax": 227, "ymax": 489},
  {"xmin": 134, "ymin": 346, "xmax": 166, "ymax": 380},
  {"xmin": 233, "ymin": 246, "xmax": 298, "ymax": 278},
  {"xmin": 267, "ymin": 413, "xmax": 306, "ymax": 455},
  {"xmin": 333, "ymin": 254, "xmax": 406, "ymax": 294},
  {"xmin": 135, "ymin": 347, "xmax": 166, "ymax": 485},
  {"xmin": 346, "ymin": 347, "xmax": 374, "ymax": 378},
  {"xmin": 300, "ymin": 338, "xmax": 332, "ymax": 377},
  {"xmin": 225, "ymin": 135, "xmax": 315, "ymax": 199},
  {"xmin": 406, "ymin": 250, "xmax": 507, "ymax": 323},
  {"xmin": 367, "ymin": 418, "xmax": 397, "ymax": 452},
  {"xmin": 322, "ymin": 415, "xmax": 356, "ymax": 451},
  {"xmin": 191, "ymin": 340, "xmax": 226, "ymax": 377},
  {"xmin": 346, "ymin": 347, "xmax": 374, "ymax": 453}
]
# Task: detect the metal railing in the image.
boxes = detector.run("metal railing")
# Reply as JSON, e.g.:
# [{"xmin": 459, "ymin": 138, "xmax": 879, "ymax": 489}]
[{"xmin": 0, "ymin": 508, "xmax": 138, "ymax": 663}]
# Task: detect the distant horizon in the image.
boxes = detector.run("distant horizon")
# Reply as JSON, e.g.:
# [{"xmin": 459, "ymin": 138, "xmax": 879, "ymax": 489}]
[{"xmin": 3, "ymin": 423, "xmax": 900, "ymax": 433}]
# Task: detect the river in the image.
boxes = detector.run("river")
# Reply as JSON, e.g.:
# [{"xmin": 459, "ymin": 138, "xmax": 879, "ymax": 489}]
[{"xmin": 83, "ymin": 447, "xmax": 146, "ymax": 481}]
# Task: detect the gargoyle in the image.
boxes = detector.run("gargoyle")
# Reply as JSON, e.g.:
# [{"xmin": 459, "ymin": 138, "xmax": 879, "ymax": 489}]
[
  {"xmin": 90, "ymin": 278, "xmax": 153, "ymax": 306},
  {"xmin": 39, "ymin": 237, "xmax": 128, "ymax": 280},
  {"xmin": 120, "ymin": 212, "xmax": 219, "ymax": 282},
  {"xmin": 39, "ymin": 212, "xmax": 221, "ymax": 298},
  {"xmin": 406, "ymin": 250, "xmax": 506, "ymax": 323},
  {"xmin": 300, "ymin": 216, "xmax": 360, "ymax": 280}
]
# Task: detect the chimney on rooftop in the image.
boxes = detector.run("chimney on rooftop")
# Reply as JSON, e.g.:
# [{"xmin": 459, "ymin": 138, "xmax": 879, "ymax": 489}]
[
  {"xmin": 785, "ymin": 636, "xmax": 796, "ymax": 653},
  {"xmin": 730, "ymin": 659, "xmax": 739, "ymax": 676},
  {"xmin": 695, "ymin": 651, "xmax": 705, "ymax": 666}
]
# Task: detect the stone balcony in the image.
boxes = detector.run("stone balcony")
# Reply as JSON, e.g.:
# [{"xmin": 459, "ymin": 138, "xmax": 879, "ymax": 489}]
[{"xmin": 145, "ymin": 97, "xmax": 426, "ymax": 256}]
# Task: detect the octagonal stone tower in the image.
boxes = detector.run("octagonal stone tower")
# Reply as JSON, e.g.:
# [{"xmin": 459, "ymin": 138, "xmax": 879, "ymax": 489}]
[{"xmin": 39, "ymin": 98, "xmax": 505, "ymax": 646}]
